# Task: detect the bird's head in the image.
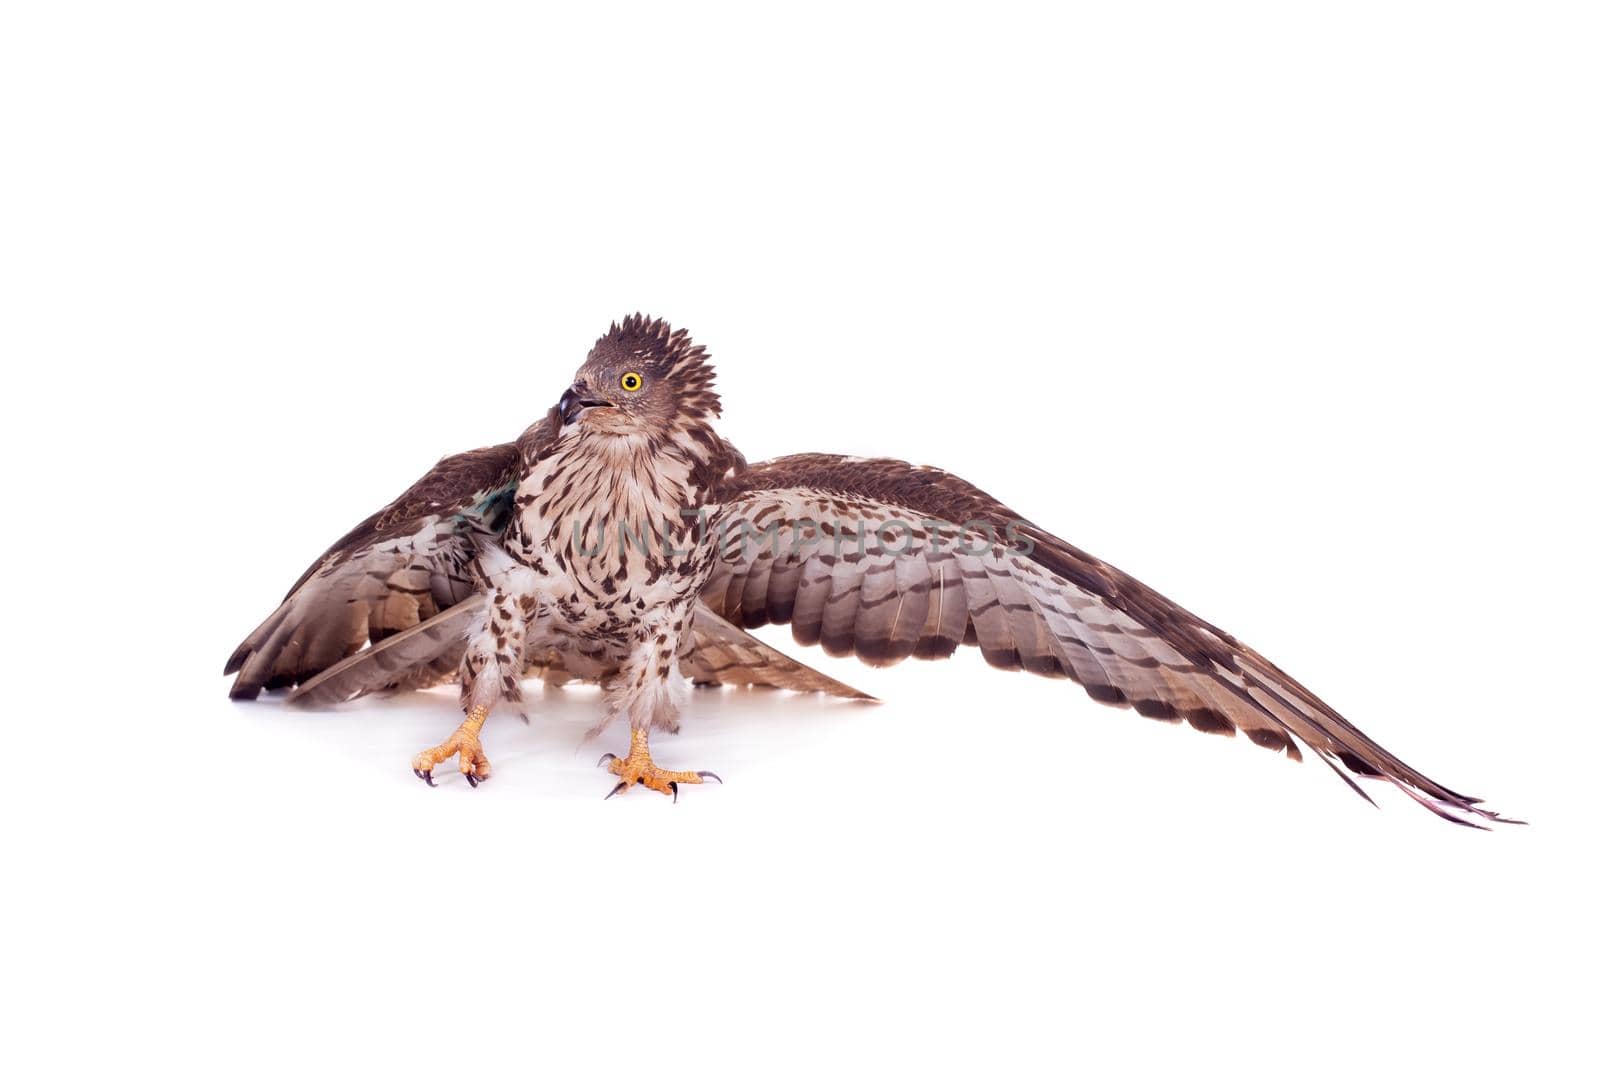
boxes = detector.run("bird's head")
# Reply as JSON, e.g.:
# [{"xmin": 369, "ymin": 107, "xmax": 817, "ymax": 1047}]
[{"xmin": 558, "ymin": 314, "xmax": 721, "ymax": 437}]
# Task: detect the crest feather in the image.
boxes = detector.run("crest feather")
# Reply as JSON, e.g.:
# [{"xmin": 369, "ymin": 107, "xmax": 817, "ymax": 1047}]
[{"xmin": 596, "ymin": 313, "xmax": 720, "ymax": 416}]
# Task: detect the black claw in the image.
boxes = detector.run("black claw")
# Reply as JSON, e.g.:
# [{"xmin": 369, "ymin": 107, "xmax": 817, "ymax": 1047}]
[
  {"xmin": 415, "ymin": 767, "xmax": 436, "ymax": 788},
  {"xmin": 604, "ymin": 781, "xmax": 627, "ymax": 800},
  {"xmin": 699, "ymin": 771, "xmax": 723, "ymax": 784},
  {"xmin": 598, "ymin": 752, "xmax": 617, "ymax": 767},
  {"xmin": 670, "ymin": 781, "xmax": 679, "ymax": 804},
  {"xmin": 465, "ymin": 773, "xmax": 480, "ymax": 788}
]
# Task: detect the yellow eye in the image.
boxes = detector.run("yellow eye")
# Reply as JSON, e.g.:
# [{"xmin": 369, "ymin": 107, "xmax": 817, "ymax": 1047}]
[{"xmin": 620, "ymin": 371, "xmax": 643, "ymax": 392}]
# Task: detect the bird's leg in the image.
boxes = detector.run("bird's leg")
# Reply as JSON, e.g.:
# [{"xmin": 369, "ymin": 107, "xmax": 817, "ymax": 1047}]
[
  {"xmin": 601, "ymin": 728, "xmax": 721, "ymax": 800},
  {"xmin": 412, "ymin": 704, "xmax": 492, "ymax": 787},
  {"xmin": 412, "ymin": 581, "xmax": 530, "ymax": 788},
  {"xmin": 599, "ymin": 612, "xmax": 719, "ymax": 800}
]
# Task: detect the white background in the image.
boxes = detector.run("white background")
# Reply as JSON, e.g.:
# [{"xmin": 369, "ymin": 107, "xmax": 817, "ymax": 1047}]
[{"xmin": 4, "ymin": 3, "xmax": 1596, "ymax": 1063}]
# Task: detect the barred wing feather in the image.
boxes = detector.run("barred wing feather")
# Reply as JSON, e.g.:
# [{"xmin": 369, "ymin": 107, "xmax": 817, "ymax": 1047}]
[{"xmin": 705, "ymin": 454, "xmax": 1514, "ymax": 828}]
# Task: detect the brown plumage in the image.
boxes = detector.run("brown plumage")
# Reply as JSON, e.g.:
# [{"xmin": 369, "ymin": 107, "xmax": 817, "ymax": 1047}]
[
  {"xmin": 225, "ymin": 439, "xmax": 532, "ymax": 699},
  {"xmin": 703, "ymin": 455, "xmax": 1514, "ymax": 825},
  {"xmin": 227, "ymin": 314, "xmax": 1515, "ymax": 824}
]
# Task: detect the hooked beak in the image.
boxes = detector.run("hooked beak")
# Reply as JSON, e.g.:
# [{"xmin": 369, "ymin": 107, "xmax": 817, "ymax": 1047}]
[{"xmin": 559, "ymin": 381, "xmax": 612, "ymax": 425}]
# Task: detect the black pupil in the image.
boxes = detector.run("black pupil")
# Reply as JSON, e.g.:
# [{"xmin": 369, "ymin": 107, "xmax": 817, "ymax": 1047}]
[{"xmin": 625, "ymin": 375, "xmax": 639, "ymax": 387}]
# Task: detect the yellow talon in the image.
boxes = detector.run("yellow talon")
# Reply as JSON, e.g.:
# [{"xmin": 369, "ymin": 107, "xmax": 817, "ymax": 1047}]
[
  {"xmin": 602, "ymin": 729, "xmax": 721, "ymax": 800},
  {"xmin": 412, "ymin": 705, "xmax": 492, "ymax": 787}
]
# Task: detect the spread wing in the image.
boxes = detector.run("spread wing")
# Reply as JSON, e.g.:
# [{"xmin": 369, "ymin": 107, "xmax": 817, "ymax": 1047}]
[
  {"xmin": 224, "ymin": 422, "xmax": 549, "ymax": 699},
  {"xmin": 704, "ymin": 453, "xmax": 1514, "ymax": 827}
]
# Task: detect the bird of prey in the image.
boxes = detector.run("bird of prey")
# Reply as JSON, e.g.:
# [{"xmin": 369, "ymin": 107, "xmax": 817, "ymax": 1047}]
[{"xmin": 227, "ymin": 314, "xmax": 1513, "ymax": 826}]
